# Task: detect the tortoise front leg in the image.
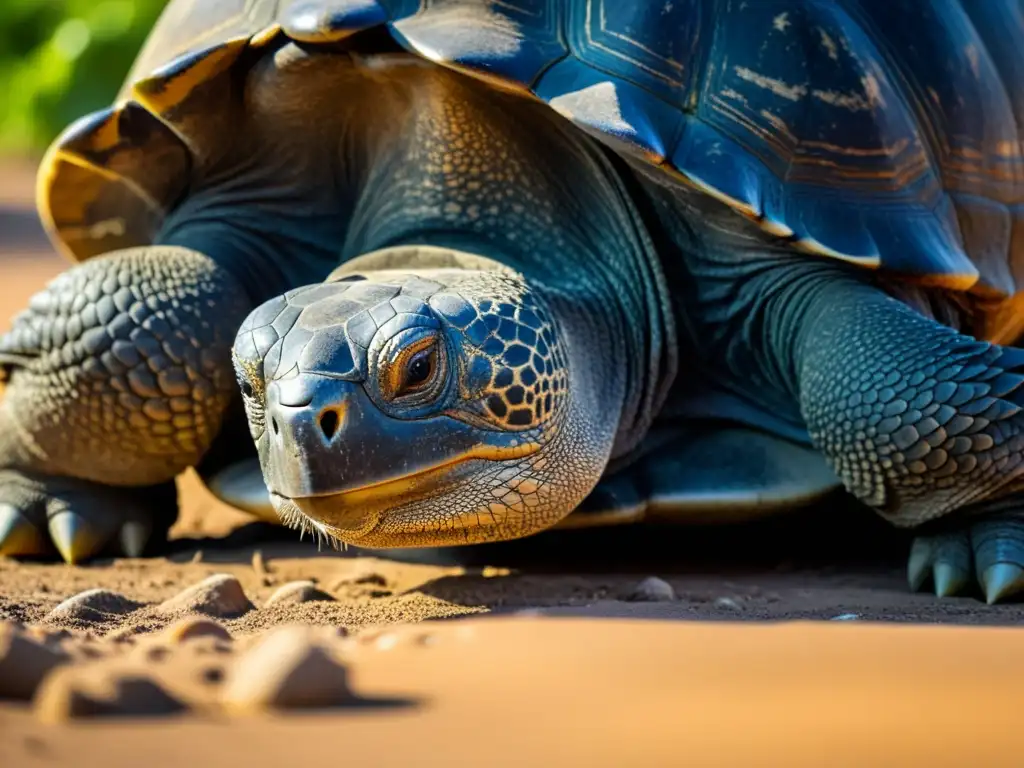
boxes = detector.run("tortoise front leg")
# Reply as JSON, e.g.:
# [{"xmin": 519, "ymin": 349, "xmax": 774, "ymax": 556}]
[
  {"xmin": 0, "ymin": 246, "xmax": 251, "ymax": 562},
  {"xmin": 784, "ymin": 275, "xmax": 1024, "ymax": 602}
]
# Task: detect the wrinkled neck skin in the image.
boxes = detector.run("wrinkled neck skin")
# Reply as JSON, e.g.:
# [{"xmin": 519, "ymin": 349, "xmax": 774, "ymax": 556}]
[
  {"xmin": 157, "ymin": 44, "xmax": 676, "ymax": 462},
  {"xmin": 627, "ymin": 166, "xmax": 853, "ymax": 441}
]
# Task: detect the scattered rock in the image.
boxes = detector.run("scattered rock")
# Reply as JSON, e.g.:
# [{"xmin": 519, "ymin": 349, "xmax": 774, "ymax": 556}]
[
  {"xmin": 161, "ymin": 618, "xmax": 233, "ymax": 645},
  {"xmin": 831, "ymin": 613, "xmax": 860, "ymax": 621},
  {"xmin": 201, "ymin": 666, "xmax": 225, "ymax": 685},
  {"xmin": 625, "ymin": 576, "xmax": 675, "ymax": 602},
  {"xmin": 221, "ymin": 625, "xmax": 353, "ymax": 713},
  {"xmin": 265, "ymin": 581, "xmax": 336, "ymax": 607},
  {"xmin": 714, "ymin": 597, "xmax": 742, "ymax": 611},
  {"xmin": 143, "ymin": 645, "xmax": 172, "ymax": 663},
  {"xmin": 158, "ymin": 574, "xmax": 253, "ymax": 619},
  {"xmin": 0, "ymin": 623, "xmax": 66, "ymax": 700},
  {"xmin": 353, "ymin": 573, "xmax": 387, "ymax": 587},
  {"xmin": 34, "ymin": 669, "xmax": 186, "ymax": 722},
  {"xmin": 46, "ymin": 589, "xmax": 140, "ymax": 625}
]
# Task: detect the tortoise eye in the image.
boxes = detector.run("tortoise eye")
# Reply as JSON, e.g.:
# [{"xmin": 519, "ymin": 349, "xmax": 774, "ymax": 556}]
[
  {"xmin": 400, "ymin": 347, "xmax": 436, "ymax": 394},
  {"xmin": 380, "ymin": 333, "xmax": 444, "ymax": 402}
]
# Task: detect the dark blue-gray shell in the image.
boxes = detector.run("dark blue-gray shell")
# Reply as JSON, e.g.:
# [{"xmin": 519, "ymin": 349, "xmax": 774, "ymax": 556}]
[{"xmin": 43, "ymin": 1, "xmax": 1024, "ymax": 336}]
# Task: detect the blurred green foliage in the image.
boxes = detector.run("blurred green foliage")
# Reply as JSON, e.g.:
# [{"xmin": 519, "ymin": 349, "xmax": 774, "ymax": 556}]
[{"xmin": 0, "ymin": 0, "xmax": 168, "ymax": 155}]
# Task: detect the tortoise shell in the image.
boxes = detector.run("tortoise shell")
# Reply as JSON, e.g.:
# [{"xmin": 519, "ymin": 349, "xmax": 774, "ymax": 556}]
[{"xmin": 39, "ymin": 0, "xmax": 1024, "ymax": 341}]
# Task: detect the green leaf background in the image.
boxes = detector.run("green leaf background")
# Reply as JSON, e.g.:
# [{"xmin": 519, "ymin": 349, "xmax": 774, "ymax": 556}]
[{"xmin": 0, "ymin": 0, "xmax": 168, "ymax": 155}]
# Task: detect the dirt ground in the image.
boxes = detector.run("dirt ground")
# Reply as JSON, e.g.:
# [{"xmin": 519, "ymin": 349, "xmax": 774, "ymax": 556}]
[{"xmin": 2, "ymin": 157, "xmax": 1024, "ymax": 766}]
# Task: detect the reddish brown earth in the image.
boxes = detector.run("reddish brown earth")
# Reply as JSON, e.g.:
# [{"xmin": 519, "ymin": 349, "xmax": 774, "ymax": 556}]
[{"xmin": 1, "ymin": 157, "xmax": 1023, "ymax": 766}]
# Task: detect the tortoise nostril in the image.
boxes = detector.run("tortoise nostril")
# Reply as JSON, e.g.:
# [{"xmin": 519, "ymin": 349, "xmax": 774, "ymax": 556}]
[
  {"xmin": 271, "ymin": 417, "xmax": 279, "ymax": 435},
  {"xmin": 319, "ymin": 409, "xmax": 340, "ymax": 441}
]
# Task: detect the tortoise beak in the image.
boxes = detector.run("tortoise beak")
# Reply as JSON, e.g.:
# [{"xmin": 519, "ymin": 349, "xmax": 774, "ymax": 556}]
[{"xmin": 260, "ymin": 374, "xmax": 506, "ymax": 539}]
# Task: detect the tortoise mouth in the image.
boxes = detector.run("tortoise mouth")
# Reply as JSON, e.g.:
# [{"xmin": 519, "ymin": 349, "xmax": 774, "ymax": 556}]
[
  {"xmin": 274, "ymin": 441, "xmax": 541, "ymax": 542},
  {"xmin": 283, "ymin": 460, "xmax": 463, "ymax": 538}
]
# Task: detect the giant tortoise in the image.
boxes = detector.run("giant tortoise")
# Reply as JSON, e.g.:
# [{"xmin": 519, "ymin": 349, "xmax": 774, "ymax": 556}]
[{"xmin": 3, "ymin": 0, "xmax": 1024, "ymax": 603}]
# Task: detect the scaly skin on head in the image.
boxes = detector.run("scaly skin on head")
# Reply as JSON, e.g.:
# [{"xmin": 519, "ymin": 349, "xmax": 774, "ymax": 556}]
[{"xmin": 234, "ymin": 248, "xmax": 621, "ymax": 547}]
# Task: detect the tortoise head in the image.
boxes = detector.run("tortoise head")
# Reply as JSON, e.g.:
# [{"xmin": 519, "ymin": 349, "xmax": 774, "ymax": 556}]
[{"xmin": 231, "ymin": 246, "xmax": 607, "ymax": 547}]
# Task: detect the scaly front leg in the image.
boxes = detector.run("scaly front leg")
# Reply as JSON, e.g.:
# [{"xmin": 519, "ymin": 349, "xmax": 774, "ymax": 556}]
[
  {"xmin": 790, "ymin": 275, "xmax": 1024, "ymax": 602},
  {"xmin": 0, "ymin": 246, "xmax": 250, "ymax": 562}
]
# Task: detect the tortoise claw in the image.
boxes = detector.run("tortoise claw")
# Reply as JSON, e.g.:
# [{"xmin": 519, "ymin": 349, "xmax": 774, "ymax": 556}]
[
  {"xmin": 971, "ymin": 516, "xmax": 1024, "ymax": 604},
  {"xmin": 0, "ymin": 470, "xmax": 177, "ymax": 564},
  {"xmin": 906, "ymin": 531, "xmax": 971, "ymax": 597},
  {"xmin": 0, "ymin": 503, "xmax": 48, "ymax": 557},
  {"xmin": 48, "ymin": 511, "xmax": 107, "ymax": 565},
  {"xmin": 933, "ymin": 561, "xmax": 970, "ymax": 598},
  {"xmin": 982, "ymin": 563, "xmax": 1024, "ymax": 605},
  {"xmin": 118, "ymin": 519, "xmax": 154, "ymax": 559},
  {"xmin": 906, "ymin": 537, "xmax": 933, "ymax": 592}
]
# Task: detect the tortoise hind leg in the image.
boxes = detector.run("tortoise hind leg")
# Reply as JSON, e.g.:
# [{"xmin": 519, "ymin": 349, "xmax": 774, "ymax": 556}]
[
  {"xmin": 558, "ymin": 422, "xmax": 842, "ymax": 530},
  {"xmin": 0, "ymin": 246, "xmax": 250, "ymax": 562}
]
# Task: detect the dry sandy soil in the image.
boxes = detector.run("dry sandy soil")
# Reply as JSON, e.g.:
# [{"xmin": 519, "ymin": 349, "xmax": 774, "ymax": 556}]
[{"xmin": 2, "ymin": 158, "xmax": 1024, "ymax": 766}]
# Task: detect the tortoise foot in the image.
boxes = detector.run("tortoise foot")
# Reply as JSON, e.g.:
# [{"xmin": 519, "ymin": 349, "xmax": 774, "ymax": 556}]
[
  {"xmin": 0, "ymin": 470, "xmax": 176, "ymax": 564},
  {"xmin": 908, "ymin": 513, "xmax": 1024, "ymax": 604}
]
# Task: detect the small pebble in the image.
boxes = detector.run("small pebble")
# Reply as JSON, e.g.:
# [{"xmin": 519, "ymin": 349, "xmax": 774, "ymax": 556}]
[
  {"xmin": 201, "ymin": 666, "xmax": 225, "ymax": 685},
  {"xmin": 144, "ymin": 646, "xmax": 172, "ymax": 663},
  {"xmin": 161, "ymin": 618, "xmax": 233, "ymax": 645},
  {"xmin": 265, "ymin": 581, "xmax": 336, "ymax": 607},
  {"xmin": 158, "ymin": 574, "xmax": 253, "ymax": 618},
  {"xmin": 34, "ymin": 669, "xmax": 185, "ymax": 723},
  {"xmin": 221, "ymin": 625, "xmax": 353, "ymax": 712},
  {"xmin": 831, "ymin": 613, "xmax": 860, "ymax": 621},
  {"xmin": 714, "ymin": 597, "xmax": 742, "ymax": 610},
  {"xmin": 625, "ymin": 576, "xmax": 676, "ymax": 602},
  {"xmin": 353, "ymin": 573, "xmax": 387, "ymax": 587},
  {"xmin": 46, "ymin": 589, "xmax": 140, "ymax": 625},
  {"xmin": 0, "ymin": 623, "xmax": 66, "ymax": 700}
]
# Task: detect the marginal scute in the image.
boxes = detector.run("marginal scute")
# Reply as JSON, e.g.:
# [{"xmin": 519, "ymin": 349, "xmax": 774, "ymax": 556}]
[
  {"xmin": 535, "ymin": 59, "xmax": 683, "ymax": 164},
  {"xmin": 118, "ymin": 0, "xmax": 279, "ymax": 94},
  {"xmin": 130, "ymin": 36, "xmax": 250, "ymax": 155},
  {"xmin": 791, "ymin": 199, "xmax": 880, "ymax": 267},
  {"xmin": 390, "ymin": 0, "xmax": 566, "ymax": 89},
  {"xmin": 952, "ymin": 195, "xmax": 1014, "ymax": 296},
  {"xmin": 669, "ymin": 120, "xmax": 771, "ymax": 223},
  {"xmin": 281, "ymin": 0, "xmax": 388, "ymax": 43},
  {"xmin": 39, "ymin": 103, "xmax": 190, "ymax": 262}
]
